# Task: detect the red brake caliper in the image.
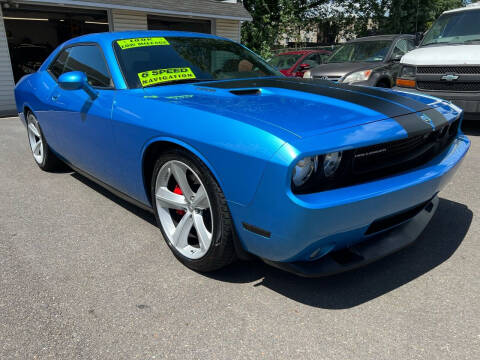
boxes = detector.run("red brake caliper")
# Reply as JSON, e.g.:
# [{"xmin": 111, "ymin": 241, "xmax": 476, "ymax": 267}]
[{"xmin": 173, "ymin": 185, "xmax": 186, "ymax": 216}]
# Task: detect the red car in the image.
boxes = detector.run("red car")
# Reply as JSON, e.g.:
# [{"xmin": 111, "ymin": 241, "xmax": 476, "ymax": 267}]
[{"xmin": 268, "ymin": 49, "xmax": 332, "ymax": 77}]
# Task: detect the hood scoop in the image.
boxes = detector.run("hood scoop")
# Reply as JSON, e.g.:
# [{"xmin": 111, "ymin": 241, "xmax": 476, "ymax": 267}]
[{"xmin": 230, "ymin": 89, "xmax": 261, "ymax": 96}]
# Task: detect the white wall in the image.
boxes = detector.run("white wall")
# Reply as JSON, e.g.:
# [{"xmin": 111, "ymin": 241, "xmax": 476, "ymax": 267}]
[
  {"xmin": 0, "ymin": 8, "xmax": 16, "ymax": 115},
  {"xmin": 215, "ymin": 19, "xmax": 241, "ymax": 42},
  {"xmin": 111, "ymin": 10, "xmax": 148, "ymax": 31}
]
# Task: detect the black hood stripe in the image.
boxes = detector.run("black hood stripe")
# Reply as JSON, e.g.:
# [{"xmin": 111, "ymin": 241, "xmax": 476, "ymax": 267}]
[
  {"xmin": 337, "ymin": 83, "xmax": 448, "ymax": 129},
  {"xmin": 202, "ymin": 77, "xmax": 447, "ymax": 136}
]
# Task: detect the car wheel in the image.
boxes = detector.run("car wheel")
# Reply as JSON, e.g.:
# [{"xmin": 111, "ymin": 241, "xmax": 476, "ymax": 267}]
[
  {"xmin": 26, "ymin": 112, "xmax": 62, "ymax": 171},
  {"xmin": 151, "ymin": 149, "xmax": 236, "ymax": 272},
  {"xmin": 376, "ymin": 80, "xmax": 390, "ymax": 88}
]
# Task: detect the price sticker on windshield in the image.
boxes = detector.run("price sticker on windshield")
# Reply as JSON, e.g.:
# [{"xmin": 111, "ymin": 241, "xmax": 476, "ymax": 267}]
[
  {"xmin": 138, "ymin": 67, "xmax": 197, "ymax": 87},
  {"xmin": 117, "ymin": 37, "xmax": 170, "ymax": 50}
]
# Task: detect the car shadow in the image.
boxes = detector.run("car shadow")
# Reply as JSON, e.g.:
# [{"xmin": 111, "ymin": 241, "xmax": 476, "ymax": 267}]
[
  {"xmin": 461, "ymin": 120, "xmax": 480, "ymax": 136},
  {"xmin": 207, "ymin": 198, "xmax": 472, "ymax": 309},
  {"xmin": 68, "ymin": 171, "xmax": 472, "ymax": 309},
  {"xmin": 70, "ymin": 172, "xmax": 156, "ymax": 226}
]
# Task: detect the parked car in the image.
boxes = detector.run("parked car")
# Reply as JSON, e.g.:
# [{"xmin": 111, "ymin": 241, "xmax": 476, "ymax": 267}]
[
  {"xmin": 395, "ymin": 2, "xmax": 480, "ymax": 121},
  {"xmin": 304, "ymin": 34, "xmax": 416, "ymax": 87},
  {"xmin": 268, "ymin": 49, "xmax": 331, "ymax": 77},
  {"xmin": 15, "ymin": 31, "xmax": 469, "ymax": 277},
  {"xmin": 11, "ymin": 44, "xmax": 51, "ymax": 83}
]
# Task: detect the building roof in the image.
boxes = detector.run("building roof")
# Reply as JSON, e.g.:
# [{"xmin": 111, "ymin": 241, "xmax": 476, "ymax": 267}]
[
  {"xmin": 26, "ymin": 0, "xmax": 252, "ymax": 21},
  {"xmin": 70, "ymin": 30, "xmax": 222, "ymax": 43}
]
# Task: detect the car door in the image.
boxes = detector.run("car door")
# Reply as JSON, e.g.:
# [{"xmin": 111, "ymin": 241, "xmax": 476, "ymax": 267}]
[{"xmin": 46, "ymin": 44, "xmax": 117, "ymax": 184}]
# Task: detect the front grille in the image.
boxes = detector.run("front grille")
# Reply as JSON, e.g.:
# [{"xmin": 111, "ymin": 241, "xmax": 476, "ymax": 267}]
[
  {"xmin": 365, "ymin": 199, "xmax": 431, "ymax": 235},
  {"xmin": 417, "ymin": 66, "xmax": 480, "ymax": 74},
  {"xmin": 352, "ymin": 118, "xmax": 459, "ymax": 176},
  {"xmin": 293, "ymin": 118, "xmax": 460, "ymax": 194},
  {"xmin": 314, "ymin": 75, "xmax": 341, "ymax": 82},
  {"xmin": 417, "ymin": 81, "xmax": 480, "ymax": 92}
]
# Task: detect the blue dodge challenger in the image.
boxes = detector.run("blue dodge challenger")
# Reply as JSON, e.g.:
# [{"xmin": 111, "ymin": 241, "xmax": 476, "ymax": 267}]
[{"xmin": 14, "ymin": 31, "xmax": 470, "ymax": 277}]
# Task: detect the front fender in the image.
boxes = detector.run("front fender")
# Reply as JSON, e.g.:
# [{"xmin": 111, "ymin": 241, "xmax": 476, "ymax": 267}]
[{"xmin": 111, "ymin": 92, "xmax": 287, "ymax": 206}]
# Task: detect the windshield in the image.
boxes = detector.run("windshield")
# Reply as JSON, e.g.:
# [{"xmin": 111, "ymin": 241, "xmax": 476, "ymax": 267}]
[
  {"xmin": 422, "ymin": 9, "xmax": 480, "ymax": 46},
  {"xmin": 268, "ymin": 54, "xmax": 302, "ymax": 70},
  {"xmin": 327, "ymin": 40, "xmax": 392, "ymax": 63},
  {"xmin": 113, "ymin": 37, "xmax": 281, "ymax": 88}
]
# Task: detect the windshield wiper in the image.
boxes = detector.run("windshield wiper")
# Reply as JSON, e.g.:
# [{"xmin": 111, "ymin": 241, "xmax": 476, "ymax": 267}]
[
  {"xmin": 143, "ymin": 78, "xmax": 215, "ymax": 88},
  {"xmin": 462, "ymin": 39, "xmax": 480, "ymax": 44}
]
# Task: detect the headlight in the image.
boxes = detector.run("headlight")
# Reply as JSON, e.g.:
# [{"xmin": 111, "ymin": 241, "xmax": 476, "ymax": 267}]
[
  {"xmin": 343, "ymin": 70, "xmax": 372, "ymax": 84},
  {"xmin": 292, "ymin": 156, "xmax": 317, "ymax": 187},
  {"xmin": 303, "ymin": 70, "xmax": 312, "ymax": 79},
  {"xmin": 399, "ymin": 65, "xmax": 416, "ymax": 78},
  {"xmin": 323, "ymin": 152, "xmax": 342, "ymax": 177},
  {"xmin": 396, "ymin": 65, "xmax": 417, "ymax": 88}
]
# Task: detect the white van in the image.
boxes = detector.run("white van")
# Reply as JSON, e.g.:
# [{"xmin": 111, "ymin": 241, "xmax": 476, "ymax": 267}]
[{"xmin": 395, "ymin": 3, "xmax": 480, "ymax": 120}]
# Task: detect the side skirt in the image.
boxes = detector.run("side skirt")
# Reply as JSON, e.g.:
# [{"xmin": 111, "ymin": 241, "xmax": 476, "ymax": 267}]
[{"xmin": 66, "ymin": 161, "xmax": 154, "ymax": 213}]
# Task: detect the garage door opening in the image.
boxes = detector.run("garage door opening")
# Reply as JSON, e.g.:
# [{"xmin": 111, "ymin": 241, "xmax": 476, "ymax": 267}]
[
  {"xmin": 148, "ymin": 15, "xmax": 211, "ymax": 34},
  {"xmin": 3, "ymin": 4, "xmax": 108, "ymax": 83}
]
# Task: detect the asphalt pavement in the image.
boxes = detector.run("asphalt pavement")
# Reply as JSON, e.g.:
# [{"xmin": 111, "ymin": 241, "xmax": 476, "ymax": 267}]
[{"xmin": 1, "ymin": 117, "xmax": 479, "ymax": 359}]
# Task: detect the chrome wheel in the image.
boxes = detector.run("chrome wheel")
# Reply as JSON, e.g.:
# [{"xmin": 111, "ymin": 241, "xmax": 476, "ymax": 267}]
[
  {"xmin": 27, "ymin": 114, "xmax": 44, "ymax": 164},
  {"xmin": 154, "ymin": 160, "xmax": 213, "ymax": 260}
]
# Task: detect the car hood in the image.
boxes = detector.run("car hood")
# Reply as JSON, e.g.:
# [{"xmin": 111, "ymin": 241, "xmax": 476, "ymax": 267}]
[
  {"xmin": 402, "ymin": 44, "xmax": 480, "ymax": 65},
  {"xmin": 309, "ymin": 62, "xmax": 379, "ymax": 78},
  {"xmin": 142, "ymin": 77, "xmax": 443, "ymax": 139}
]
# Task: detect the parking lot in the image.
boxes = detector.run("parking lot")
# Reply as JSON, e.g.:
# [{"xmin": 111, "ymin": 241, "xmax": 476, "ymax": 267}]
[{"xmin": 0, "ymin": 116, "xmax": 479, "ymax": 359}]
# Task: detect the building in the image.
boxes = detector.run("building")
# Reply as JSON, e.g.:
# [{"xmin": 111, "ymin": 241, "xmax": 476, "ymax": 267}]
[{"xmin": 0, "ymin": 0, "xmax": 251, "ymax": 115}]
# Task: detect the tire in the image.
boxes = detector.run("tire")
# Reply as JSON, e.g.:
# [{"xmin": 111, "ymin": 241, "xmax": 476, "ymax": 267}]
[
  {"xmin": 151, "ymin": 149, "xmax": 236, "ymax": 272},
  {"xmin": 26, "ymin": 111, "xmax": 63, "ymax": 171},
  {"xmin": 376, "ymin": 80, "xmax": 391, "ymax": 88}
]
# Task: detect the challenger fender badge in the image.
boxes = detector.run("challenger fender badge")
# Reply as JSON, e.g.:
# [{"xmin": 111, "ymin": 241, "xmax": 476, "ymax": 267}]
[{"xmin": 420, "ymin": 113, "xmax": 435, "ymax": 130}]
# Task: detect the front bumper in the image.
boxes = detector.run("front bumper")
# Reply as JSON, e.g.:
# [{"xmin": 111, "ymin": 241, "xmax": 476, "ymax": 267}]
[
  {"xmin": 394, "ymin": 86, "xmax": 480, "ymax": 120},
  {"xmin": 230, "ymin": 134, "xmax": 470, "ymax": 270},
  {"xmin": 263, "ymin": 196, "xmax": 438, "ymax": 277}
]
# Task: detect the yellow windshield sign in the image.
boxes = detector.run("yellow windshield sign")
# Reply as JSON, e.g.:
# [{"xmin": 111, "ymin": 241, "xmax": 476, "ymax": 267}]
[
  {"xmin": 138, "ymin": 68, "xmax": 196, "ymax": 87},
  {"xmin": 117, "ymin": 37, "xmax": 170, "ymax": 50}
]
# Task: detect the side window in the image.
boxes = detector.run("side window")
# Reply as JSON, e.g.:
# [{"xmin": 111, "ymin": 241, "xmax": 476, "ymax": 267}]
[
  {"xmin": 302, "ymin": 53, "xmax": 320, "ymax": 67},
  {"xmin": 64, "ymin": 45, "xmax": 112, "ymax": 88},
  {"xmin": 406, "ymin": 39, "xmax": 415, "ymax": 51},
  {"xmin": 48, "ymin": 49, "xmax": 70, "ymax": 79},
  {"xmin": 392, "ymin": 39, "xmax": 412, "ymax": 58}
]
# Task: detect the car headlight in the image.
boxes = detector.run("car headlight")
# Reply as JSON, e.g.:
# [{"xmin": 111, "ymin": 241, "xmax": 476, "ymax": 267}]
[
  {"xmin": 342, "ymin": 70, "xmax": 372, "ymax": 84},
  {"xmin": 396, "ymin": 65, "xmax": 416, "ymax": 88},
  {"xmin": 303, "ymin": 70, "xmax": 312, "ymax": 79},
  {"xmin": 323, "ymin": 152, "xmax": 342, "ymax": 177},
  {"xmin": 399, "ymin": 65, "xmax": 416, "ymax": 78},
  {"xmin": 292, "ymin": 156, "xmax": 317, "ymax": 187},
  {"xmin": 292, "ymin": 151, "xmax": 344, "ymax": 191}
]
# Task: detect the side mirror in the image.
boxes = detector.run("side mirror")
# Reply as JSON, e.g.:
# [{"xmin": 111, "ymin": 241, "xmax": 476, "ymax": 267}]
[
  {"xmin": 415, "ymin": 32, "xmax": 424, "ymax": 46},
  {"xmin": 299, "ymin": 63, "xmax": 311, "ymax": 71},
  {"xmin": 58, "ymin": 71, "xmax": 97, "ymax": 99},
  {"xmin": 391, "ymin": 53, "xmax": 403, "ymax": 62}
]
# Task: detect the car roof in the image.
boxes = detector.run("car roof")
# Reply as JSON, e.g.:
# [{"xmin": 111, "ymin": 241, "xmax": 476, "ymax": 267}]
[
  {"xmin": 277, "ymin": 49, "xmax": 330, "ymax": 56},
  {"xmin": 445, "ymin": 2, "xmax": 480, "ymax": 14},
  {"xmin": 349, "ymin": 34, "xmax": 414, "ymax": 42},
  {"xmin": 63, "ymin": 30, "xmax": 227, "ymax": 46}
]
